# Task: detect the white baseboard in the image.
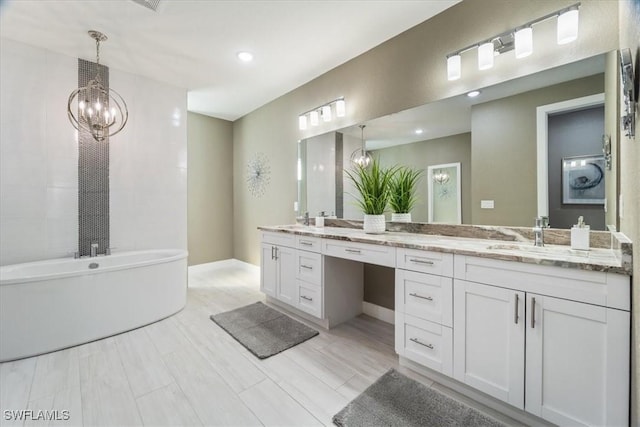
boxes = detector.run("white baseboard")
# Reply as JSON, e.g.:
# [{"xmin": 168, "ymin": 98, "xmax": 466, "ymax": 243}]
[
  {"xmin": 188, "ymin": 258, "xmax": 259, "ymax": 276},
  {"xmin": 362, "ymin": 301, "xmax": 395, "ymax": 325}
]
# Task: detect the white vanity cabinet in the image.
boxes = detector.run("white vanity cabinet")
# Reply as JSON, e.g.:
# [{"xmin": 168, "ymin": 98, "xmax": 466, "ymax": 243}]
[
  {"xmin": 453, "ymin": 255, "xmax": 630, "ymax": 427},
  {"xmin": 260, "ymin": 232, "xmax": 296, "ymax": 304},
  {"xmin": 395, "ymin": 248, "xmax": 454, "ymax": 376}
]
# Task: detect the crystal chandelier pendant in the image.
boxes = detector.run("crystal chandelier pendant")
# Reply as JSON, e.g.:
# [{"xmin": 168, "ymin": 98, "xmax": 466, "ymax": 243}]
[{"xmin": 67, "ymin": 31, "xmax": 128, "ymax": 142}]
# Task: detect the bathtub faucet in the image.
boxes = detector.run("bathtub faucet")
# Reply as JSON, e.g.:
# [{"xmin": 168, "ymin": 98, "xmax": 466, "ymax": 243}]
[{"xmin": 90, "ymin": 243, "xmax": 99, "ymax": 257}]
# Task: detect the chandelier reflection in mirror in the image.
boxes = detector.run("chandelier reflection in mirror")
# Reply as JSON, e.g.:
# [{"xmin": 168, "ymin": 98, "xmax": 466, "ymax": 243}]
[
  {"xmin": 350, "ymin": 125, "xmax": 373, "ymax": 168},
  {"xmin": 432, "ymin": 169, "xmax": 450, "ymax": 185},
  {"xmin": 67, "ymin": 31, "xmax": 128, "ymax": 142}
]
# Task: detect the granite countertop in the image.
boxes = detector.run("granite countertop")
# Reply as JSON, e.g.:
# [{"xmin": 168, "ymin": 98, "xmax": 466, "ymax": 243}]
[{"xmin": 258, "ymin": 224, "xmax": 632, "ymax": 275}]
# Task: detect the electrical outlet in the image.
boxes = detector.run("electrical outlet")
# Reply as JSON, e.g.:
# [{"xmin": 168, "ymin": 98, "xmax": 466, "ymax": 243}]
[{"xmin": 481, "ymin": 200, "xmax": 494, "ymax": 209}]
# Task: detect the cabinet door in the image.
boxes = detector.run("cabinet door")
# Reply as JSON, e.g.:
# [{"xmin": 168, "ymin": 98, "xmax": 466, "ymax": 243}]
[
  {"xmin": 525, "ymin": 294, "xmax": 630, "ymax": 426},
  {"xmin": 453, "ymin": 280, "xmax": 525, "ymax": 409},
  {"xmin": 276, "ymin": 245, "xmax": 297, "ymax": 305},
  {"xmin": 260, "ymin": 243, "xmax": 278, "ymax": 297}
]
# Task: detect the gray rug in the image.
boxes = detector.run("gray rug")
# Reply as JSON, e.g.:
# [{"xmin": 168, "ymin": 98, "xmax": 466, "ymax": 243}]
[
  {"xmin": 210, "ymin": 301, "xmax": 318, "ymax": 359},
  {"xmin": 333, "ymin": 369, "xmax": 508, "ymax": 427}
]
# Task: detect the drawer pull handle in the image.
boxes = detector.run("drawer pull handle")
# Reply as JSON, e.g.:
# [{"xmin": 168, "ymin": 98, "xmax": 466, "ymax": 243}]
[
  {"xmin": 531, "ymin": 297, "xmax": 536, "ymax": 329},
  {"xmin": 409, "ymin": 258, "xmax": 434, "ymax": 265},
  {"xmin": 410, "ymin": 338, "xmax": 434, "ymax": 349},
  {"xmin": 409, "ymin": 292, "xmax": 433, "ymax": 301},
  {"xmin": 301, "ymin": 295, "xmax": 313, "ymax": 302},
  {"xmin": 300, "ymin": 241, "xmax": 313, "ymax": 246},
  {"xmin": 514, "ymin": 294, "xmax": 519, "ymax": 324},
  {"xmin": 345, "ymin": 248, "xmax": 361, "ymax": 254},
  {"xmin": 300, "ymin": 264, "xmax": 313, "ymax": 270}
]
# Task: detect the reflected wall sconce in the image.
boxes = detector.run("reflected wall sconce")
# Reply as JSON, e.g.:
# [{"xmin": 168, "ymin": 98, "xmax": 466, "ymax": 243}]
[
  {"xmin": 432, "ymin": 169, "xmax": 450, "ymax": 185},
  {"xmin": 298, "ymin": 97, "xmax": 345, "ymax": 130},
  {"xmin": 446, "ymin": 3, "xmax": 580, "ymax": 81}
]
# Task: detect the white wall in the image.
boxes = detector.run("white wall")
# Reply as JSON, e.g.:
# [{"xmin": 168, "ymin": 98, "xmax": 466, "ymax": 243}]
[{"xmin": 0, "ymin": 38, "xmax": 187, "ymax": 265}]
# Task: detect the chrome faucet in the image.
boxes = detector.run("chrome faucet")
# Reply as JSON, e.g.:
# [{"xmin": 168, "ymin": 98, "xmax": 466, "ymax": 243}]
[
  {"xmin": 533, "ymin": 217, "xmax": 544, "ymax": 247},
  {"xmin": 303, "ymin": 212, "xmax": 310, "ymax": 226},
  {"xmin": 90, "ymin": 243, "xmax": 99, "ymax": 257}
]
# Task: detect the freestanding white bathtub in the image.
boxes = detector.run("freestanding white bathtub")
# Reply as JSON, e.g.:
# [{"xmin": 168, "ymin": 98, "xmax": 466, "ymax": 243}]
[{"xmin": 0, "ymin": 249, "xmax": 188, "ymax": 362}]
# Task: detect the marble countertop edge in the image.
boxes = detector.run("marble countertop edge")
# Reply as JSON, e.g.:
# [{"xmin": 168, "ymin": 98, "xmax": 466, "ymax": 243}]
[{"xmin": 258, "ymin": 225, "xmax": 632, "ymax": 276}]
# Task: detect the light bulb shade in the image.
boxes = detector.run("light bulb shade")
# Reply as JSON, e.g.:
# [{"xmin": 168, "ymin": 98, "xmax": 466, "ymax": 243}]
[
  {"xmin": 335, "ymin": 99, "xmax": 346, "ymax": 117},
  {"xmin": 478, "ymin": 42, "xmax": 494, "ymax": 70},
  {"xmin": 322, "ymin": 105, "xmax": 332, "ymax": 122},
  {"xmin": 447, "ymin": 54, "xmax": 461, "ymax": 80},
  {"xmin": 514, "ymin": 27, "xmax": 533, "ymax": 58},
  {"xmin": 557, "ymin": 9, "xmax": 579, "ymax": 45},
  {"xmin": 298, "ymin": 115, "xmax": 308, "ymax": 130},
  {"xmin": 310, "ymin": 110, "xmax": 319, "ymax": 126}
]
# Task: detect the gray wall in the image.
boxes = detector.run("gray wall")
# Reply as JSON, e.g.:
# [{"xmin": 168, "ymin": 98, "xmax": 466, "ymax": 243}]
[
  {"xmin": 471, "ymin": 74, "xmax": 604, "ymax": 226},
  {"xmin": 187, "ymin": 112, "xmax": 233, "ymax": 265},
  {"xmin": 547, "ymin": 106, "xmax": 605, "ymax": 230},
  {"xmin": 373, "ymin": 133, "xmax": 471, "ymax": 224}
]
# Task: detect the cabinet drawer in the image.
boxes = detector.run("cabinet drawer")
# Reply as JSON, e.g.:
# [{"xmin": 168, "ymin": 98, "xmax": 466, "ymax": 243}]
[
  {"xmin": 296, "ymin": 235, "xmax": 322, "ymax": 252},
  {"xmin": 296, "ymin": 250, "xmax": 322, "ymax": 286},
  {"xmin": 262, "ymin": 231, "xmax": 295, "ymax": 247},
  {"xmin": 454, "ymin": 255, "xmax": 630, "ymax": 311},
  {"xmin": 396, "ymin": 248, "xmax": 453, "ymax": 276},
  {"xmin": 396, "ymin": 269, "xmax": 453, "ymax": 327},
  {"xmin": 297, "ymin": 281, "xmax": 322, "ymax": 318},
  {"xmin": 395, "ymin": 313, "xmax": 452, "ymax": 376},
  {"xmin": 322, "ymin": 239, "xmax": 396, "ymax": 267}
]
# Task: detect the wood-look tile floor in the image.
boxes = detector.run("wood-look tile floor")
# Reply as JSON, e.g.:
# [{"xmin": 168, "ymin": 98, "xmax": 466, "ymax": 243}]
[{"xmin": 0, "ymin": 261, "xmax": 519, "ymax": 426}]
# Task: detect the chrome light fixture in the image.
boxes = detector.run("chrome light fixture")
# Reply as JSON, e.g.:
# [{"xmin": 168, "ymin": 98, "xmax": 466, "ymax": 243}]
[
  {"xmin": 446, "ymin": 3, "xmax": 580, "ymax": 81},
  {"xmin": 350, "ymin": 125, "xmax": 372, "ymax": 168},
  {"xmin": 298, "ymin": 97, "xmax": 346, "ymax": 130},
  {"xmin": 433, "ymin": 169, "xmax": 450, "ymax": 185},
  {"xmin": 67, "ymin": 30, "xmax": 128, "ymax": 142}
]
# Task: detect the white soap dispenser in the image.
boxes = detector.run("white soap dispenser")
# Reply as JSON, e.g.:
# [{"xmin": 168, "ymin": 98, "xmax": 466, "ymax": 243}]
[{"xmin": 570, "ymin": 216, "xmax": 590, "ymax": 250}]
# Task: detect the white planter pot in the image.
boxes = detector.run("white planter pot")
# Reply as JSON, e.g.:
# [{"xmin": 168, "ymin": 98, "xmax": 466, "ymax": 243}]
[
  {"xmin": 391, "ymin": 213, "xmax": 412, "ymax": 222},
  {"xmin": 363, "ymin": 214, "xmax": 386, "ymax": 234}
]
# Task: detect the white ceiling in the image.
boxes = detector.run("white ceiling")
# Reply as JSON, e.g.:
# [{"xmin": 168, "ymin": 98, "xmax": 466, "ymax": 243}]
[{"xmin": 0, "ymin": 0, "xmax": 460, "ymax": 121}]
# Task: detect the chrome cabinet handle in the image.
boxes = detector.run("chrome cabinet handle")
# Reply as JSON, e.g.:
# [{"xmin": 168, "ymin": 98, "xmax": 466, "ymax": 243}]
[
  {"xmin": 514, "ymin": 294, "xmax": 519, "ymax": 324},
  {"xmin": 409, "ymin": 292, "xmax": 433, "ymax": 301},
  {"xmin": 410, "ymin": 338, "xmax": 434, "ymax": 349},
  {"xmin": 345, "ymin": 248, "xmax": 361, "ymax": 254},
  {"xmin": 274, "ymin": 247, "xmax": 278, "ymax": 261},
  {"xmin": 271, "ymin": 246, "xmax": 275, "ymax": 260},
  {"xmin": 300, "ymin": 295, "xmax": 313, "ymax": 302},
  {"xmin": 300, "ymin": 241, "xmax": 313, "ymax": 246},
  {"xmin": 300, "ymin": 264, "xmax": 313, "ymax": 270},
  {"xmin": 531, "ymin": 297, "xmax": 536, "ymax": 329},
  {"xmin": 409, "ymin": 258, "xmax": 434, "ymax": 265}
]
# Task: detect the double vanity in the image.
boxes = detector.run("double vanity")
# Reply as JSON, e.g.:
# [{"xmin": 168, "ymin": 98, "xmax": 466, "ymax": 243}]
[{"xmin": 259, "ymin": 222, "xmax": 632, "ymax": 426}]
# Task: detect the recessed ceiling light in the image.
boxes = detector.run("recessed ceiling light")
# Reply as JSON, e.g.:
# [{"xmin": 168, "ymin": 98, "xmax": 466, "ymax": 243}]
[
  {"xmin": 415, "ymin": 129, "xmax": 424, "ymax": 135},
  {"xmin": 467, "ymin": 90, "xmax": 481, "ymax": 98},
  {"xmin": 237, "ymin": 51, "xmax": 253, "ymax": 62}
]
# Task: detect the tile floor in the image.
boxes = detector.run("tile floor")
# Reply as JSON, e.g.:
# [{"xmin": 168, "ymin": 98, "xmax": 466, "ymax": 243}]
[{"xmin": 0, "ymin": 261, "xmax": 520, "ymax": 426}]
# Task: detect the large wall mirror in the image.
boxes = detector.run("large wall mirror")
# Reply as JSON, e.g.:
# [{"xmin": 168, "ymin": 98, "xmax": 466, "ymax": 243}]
[{"xmin": 298, "ymin": 51, "xmax": 620, "ymax": 230}]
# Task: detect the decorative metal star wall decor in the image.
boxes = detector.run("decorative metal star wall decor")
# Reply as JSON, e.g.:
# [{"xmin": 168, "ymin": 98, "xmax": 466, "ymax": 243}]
[{"xmin": 246, "ymin": 152, "xmax": 271, "ymax": 197}]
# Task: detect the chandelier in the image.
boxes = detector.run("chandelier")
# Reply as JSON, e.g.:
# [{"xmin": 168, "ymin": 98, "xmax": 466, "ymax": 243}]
[
  {"xmin": 433, "ymin": 169, "xmax": 450, "ymax": 185},
  {"xmin": 67, "ymin": 30, "xmax": 128, "ymax": 142},
  {"xmin": 350, "ymin": 125, "xmax": 373, "ymax": 168}
]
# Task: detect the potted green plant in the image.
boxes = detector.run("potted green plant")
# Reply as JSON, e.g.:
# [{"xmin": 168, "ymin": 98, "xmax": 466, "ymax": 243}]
[
  {"xmin": 345, "ymin": 158, "xmax": 397, "ymax": 234},
  {"xmin": 389, "ymin": 166, "xmax": 423, "ymax": 222}
]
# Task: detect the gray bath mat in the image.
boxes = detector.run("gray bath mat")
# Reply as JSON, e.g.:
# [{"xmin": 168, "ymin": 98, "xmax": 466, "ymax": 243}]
[
  {"xmin": 333, "ymin": 369, "xmax": 508, "ymax": 427},
  {"xmin": 210, "ymin": 302, "xmax": 318, "ymax": 359}
]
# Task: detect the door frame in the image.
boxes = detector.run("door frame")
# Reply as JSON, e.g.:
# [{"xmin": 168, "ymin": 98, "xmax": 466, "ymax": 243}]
[{"xmin": 535, "ymin": 93, "xmax": 605, "ymax": 218}]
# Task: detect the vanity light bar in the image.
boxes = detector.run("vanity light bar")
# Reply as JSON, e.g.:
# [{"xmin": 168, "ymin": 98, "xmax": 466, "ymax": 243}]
[
  {"xmin": 446, "ymin": 3, "xmax": 580, "ymax": 81},
  {"xmin": 298, "ymin": 97, "xmax": 346, "ymax": 130}
]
